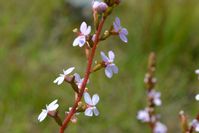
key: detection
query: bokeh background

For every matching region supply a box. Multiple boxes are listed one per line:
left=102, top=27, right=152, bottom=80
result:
left=1, top=0, right=199, bottom=132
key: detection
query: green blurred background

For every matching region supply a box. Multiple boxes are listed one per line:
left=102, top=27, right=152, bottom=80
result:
left=1, top=0, right=199, bottom=132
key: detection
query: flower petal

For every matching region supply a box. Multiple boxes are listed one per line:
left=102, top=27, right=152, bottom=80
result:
left=74, top=73, right=81, bottom=83
left=78, top=36, right=86, bottom=47
left=100, top=51, right=109, bottom=62
left=108, top=51, right=115, bottom=62
left=53, top=76, right=60, bottom=84
left=121, top=28, right=128, bottom=35
left=113, top=22, right=120, bottom=32
left=84, top=92, right=92, bottom=105
left=110, top=64, right=118, bottom=74
left=115, top=17, right=121, bottom=27
left=119, top=32, right=128, bottom=43
left=93, top=107, right=99, bottom=116
left=84, top=108, right=93, bottom=117
left=105, top=65, right=113, bottom=78
left=92, top=94, right=100, bottom=105
left=57, top=76, right=65, bottom=85
left=73, top=37, right=80, bottom=46
left=80, top=22, right=87, bottom=34
left=195, top=69, right=199, bottom=74
left=47, top=99, right=59, bottom=111
left=84, top=26, right=91, bottom=35
left=38, top=109, right=48, bottom=122
left=64, top=67, right=75, bottom=75
left=196, top=94, right=199, bottom=101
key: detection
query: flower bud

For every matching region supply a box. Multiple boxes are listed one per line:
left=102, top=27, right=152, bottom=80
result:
left=93, top=1, right=108, bottom=13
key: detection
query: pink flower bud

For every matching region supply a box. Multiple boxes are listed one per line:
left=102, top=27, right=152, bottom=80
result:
left=93, top=1, right=108, bottom=13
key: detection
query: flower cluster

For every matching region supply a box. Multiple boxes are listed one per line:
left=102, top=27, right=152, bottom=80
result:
left=37, top=1, right=128, bottom=132
left=137, top=53, right=167, bottom=133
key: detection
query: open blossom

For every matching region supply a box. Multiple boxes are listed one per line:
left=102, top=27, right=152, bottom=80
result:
left=191, top=119, right=199, bottom=132
left=53, top=67, right=75, bottom=85
left=73, top=22, right=91, bottom=47
left=38, top=99, right=59, bottom=122
left=113, top=17, right=128, bottom=43
left=101, top=51, right=118, bottom=78
left=137, top=109, right=150, bottom=122
left=92, top=1, right=108, bottom=13
left=74, top=73, right=89, bottom=88
left=148, top=90, right=162, bottom=106
left=154, top=122, right=167, bottom=133
left=84, top=92, right=100, bottom=117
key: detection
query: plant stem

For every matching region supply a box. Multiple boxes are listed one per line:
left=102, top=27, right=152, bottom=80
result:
left=59, top=17, right=106, bottom=133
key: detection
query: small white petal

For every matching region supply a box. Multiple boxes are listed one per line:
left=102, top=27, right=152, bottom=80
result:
left=84, top=26, right=91, bottom=35
left=57, top=76, right=65, bottom=85
left=73, top=37, right=80, bottom=46
left=92, top=94, right=100, bottom=105
left=195, top=94, right=199, bottom=101
left=108, top=51, right=115, bottom=62
left=105, top=66, right=113, bottom=78
left=154, top=99, right=162, bottom=106
left=100, top=51, right=109, bottom=63
left=54, top=76, right=65, bottom=85
left=63, top=67, right=75, bottom=75
left=84, top=108, right=93, bottom=116
left=196, top=69, right=199, bottom=74
left=53, top=77, right=60, bottom=84
left=84, top=92, right=92, bottom=105
left=93, top=107, right=99, bottom=116
left=47, top=99, right=59, bottom=111
left=38, top=109, right=48, bottom=122
left=80, top=22, right=87, bottom=34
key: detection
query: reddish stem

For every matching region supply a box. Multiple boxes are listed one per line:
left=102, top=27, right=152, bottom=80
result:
left=59, top=17, right=106, bottom=133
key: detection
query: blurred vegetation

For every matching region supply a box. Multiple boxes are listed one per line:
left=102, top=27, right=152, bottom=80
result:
left=1, top=0, right=199, bottom=132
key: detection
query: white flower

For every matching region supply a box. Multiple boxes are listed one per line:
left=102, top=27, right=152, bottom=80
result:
left=137, top=109, right=150, bottom=122
left=74, top=73, right=89, bottom=88
left=38, top=99, right=59, bottom=122
left=154, top=122, right=167, bottom=133
left=73, top=22, right=91, bottom=47
left=101, top=51, right=118, bottom=78
left=84, top=92, right=100, bottom=117
left=148, top=90, right=162, bottom=106
left=53, top=67, right=75, bottom=85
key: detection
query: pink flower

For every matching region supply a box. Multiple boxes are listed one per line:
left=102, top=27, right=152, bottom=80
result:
left=101, top=51, right=118, bottom=78
left=137, top=109, right=150, bottom=122
left=153, top=122, right=167, bottom=133
left=113, top=17, right=128, bottom=43
left=92, top=1, right=108, bottom=13
left=84, top=92, right=100, bottom=117
left=73, top=22, right=91, bottom=47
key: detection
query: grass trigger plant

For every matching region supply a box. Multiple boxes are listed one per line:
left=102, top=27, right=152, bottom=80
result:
left=37, top=0, right=128, bottom=132
left=137, top=52, right=167, bottom=133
